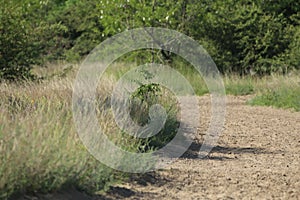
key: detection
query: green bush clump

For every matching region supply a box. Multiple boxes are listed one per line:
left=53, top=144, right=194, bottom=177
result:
left=189, top=0, right=299, bottom=76
left=0, top=0, right=66, bottom=81
left=0, top=1, right=37, bottom=80
left=130, top=83, right=179, bottom=149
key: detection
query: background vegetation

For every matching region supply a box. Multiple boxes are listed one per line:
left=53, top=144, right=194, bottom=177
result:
left=1, top=0, right=300, bottom=80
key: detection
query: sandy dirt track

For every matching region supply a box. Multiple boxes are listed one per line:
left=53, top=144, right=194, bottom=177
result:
left=101, top=95, right=300, bottom=200
left=21, top=95, right=300, bottom=200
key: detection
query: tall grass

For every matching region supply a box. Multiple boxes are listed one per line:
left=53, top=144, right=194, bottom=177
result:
left=0, top=64, right=181, bottom=199
left=0, top=78, right=117, bottom=199
left=247, top=73, right=300, bottom=111
left=223, top=75, right=254, bottom=95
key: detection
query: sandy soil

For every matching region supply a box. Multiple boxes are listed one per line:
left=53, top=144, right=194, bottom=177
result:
left=101, top=95, right=300, bottom=200
left=20, top=95, right=300, bottom=200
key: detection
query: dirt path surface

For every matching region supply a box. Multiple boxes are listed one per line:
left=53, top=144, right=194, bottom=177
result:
left=102, top=95, right=300, bottom=200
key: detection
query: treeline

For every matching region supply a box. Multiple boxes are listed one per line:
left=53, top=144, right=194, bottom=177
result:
left=1, top=0, right=300, bottom=80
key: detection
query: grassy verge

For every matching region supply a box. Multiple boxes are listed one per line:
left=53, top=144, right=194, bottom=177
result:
left=0, top=78, right=116, bottom=199
left=223, top=75, right=255, bottom=95
left=248, top=84, right=300, bottom=111
left=178, top=65, right=299, bottom=112
left=0, top=65, right=180, bottom=199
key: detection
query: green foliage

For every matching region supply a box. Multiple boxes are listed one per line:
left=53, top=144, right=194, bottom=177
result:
left=283, top=21, right=300, bottom=70
left=0, top=0, right=66, bottom=80
left=259, top=0, right=300, bottom=19
left=132, top=83, right=161, bottom=104
left=46, top=0, right=104, bottom=61
left=130, top=83, right=179, bottom=150
left=225, top=82, right=254, bottom=96
left=96, top=0, right=300, bottom=75
left=1, top=0, right=300, bottom=79
left=98, top=0, right=188, bottom=36
left=189, top=0, right=297, bottom=75
left=97, top=0, right=189, bottom=63
left=0, top=1, right=37, bottom=80
left=248, top=86, right=300, bottom=111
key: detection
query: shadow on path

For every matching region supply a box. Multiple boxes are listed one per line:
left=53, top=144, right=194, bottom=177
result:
left=98, top=172, right=168, bottom=200
left=181, top=141, right=283, bottom=159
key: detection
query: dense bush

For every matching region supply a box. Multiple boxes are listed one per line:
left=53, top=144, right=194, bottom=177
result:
left=0, top=0, right=300, bottom=80
left=188, top=0, right=299, bottom=75
left=96, top=0, right=300, bottom=75
left=284, top=18, right=300, bottom=70
left=0, top=0, right=65, bottom=80
left=45, top=0, right=104, bottom=61
left=0, top=1, right=38, bottom=80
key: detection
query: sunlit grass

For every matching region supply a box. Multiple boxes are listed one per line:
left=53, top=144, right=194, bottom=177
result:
left=0, top=64, right=181, bottom=198
left=247, top=74, right=300, bottom=111
left=0, top=77, right=122, bottom=198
